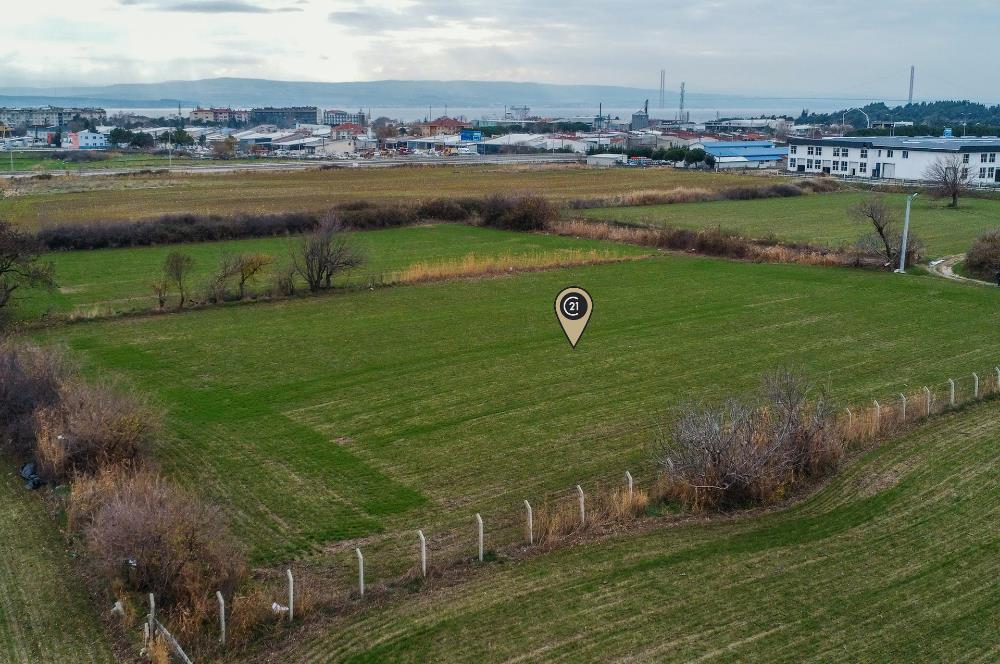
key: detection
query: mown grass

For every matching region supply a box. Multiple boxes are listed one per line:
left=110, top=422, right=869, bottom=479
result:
left=0, top=165, right=772, bottom=229
left=19, top=224, right=650, bottom=320
left=32, top=255, right=1000, bottom=563
left=0, top=471, right=115, bottom=663
left=281, top=401, right=1000, bottom=662
left=579, top=191, right=1000, bottom=257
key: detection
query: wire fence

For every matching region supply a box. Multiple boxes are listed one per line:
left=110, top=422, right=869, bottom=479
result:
left=148, top=363, right=1000, bottom=659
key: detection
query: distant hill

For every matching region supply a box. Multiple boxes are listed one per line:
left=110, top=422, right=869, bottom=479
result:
left=799, top=100, right=1000, bottom=130
left=0, top=78, right=666, bottom=109
left=0, top=77, right=793, bottom=111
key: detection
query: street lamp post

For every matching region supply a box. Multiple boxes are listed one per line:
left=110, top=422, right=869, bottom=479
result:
left=896, top=193, right=919, bottom=273
left=857, top=108, right=871, bottom=129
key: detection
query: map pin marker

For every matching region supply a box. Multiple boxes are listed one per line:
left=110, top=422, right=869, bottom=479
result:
left=554, top=286, right=593, bottom=348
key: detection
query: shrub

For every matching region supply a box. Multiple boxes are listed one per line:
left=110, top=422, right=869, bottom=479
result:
left=337, top=205, right=419, bottom=229
left=33, top=381, right=156, bottom=482
left=480, top=194, right=557, bottom=231
left=36, top=212, right=322, bottom=251
left=655, top=369, right=840, bottom=510
left=965, top=231, right=1000, bottom=281
left=74, top=468, right=247, bottom=611
left=416, top=198, right=477, bottom=221
left=0, top=344, right=69, bottom=456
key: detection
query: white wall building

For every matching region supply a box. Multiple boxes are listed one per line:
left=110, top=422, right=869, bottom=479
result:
left=787, top=135, right=1000, bottom=184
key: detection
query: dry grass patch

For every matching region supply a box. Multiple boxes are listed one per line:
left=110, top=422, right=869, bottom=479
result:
left=391, top=249, right=646, bottom=284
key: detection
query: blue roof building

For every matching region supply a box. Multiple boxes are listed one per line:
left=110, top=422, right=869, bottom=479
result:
left=700, top=140, right=787, bottom=170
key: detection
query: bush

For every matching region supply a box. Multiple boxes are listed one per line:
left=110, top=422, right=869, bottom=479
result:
left=416, top=198, right=480, bottom=221
left=655, top=369, right=840, bottom=509
left=965, top=231, right=1000, bottom=281
left=0, top=344, right=69, bottom=456
left=36, top=212, right=322, bottom=251
left=73, top=468, right=247, bottom=610
left=49, top=150, right=111, bottom=163
left=337, top=205, right=419, bottom=229
left=480, top=194, right=557, bottom=231
left=33, top=381, right=156, bottom=483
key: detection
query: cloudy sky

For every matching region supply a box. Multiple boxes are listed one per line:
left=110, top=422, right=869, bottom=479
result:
left=5, top=0, right=999, bottom=100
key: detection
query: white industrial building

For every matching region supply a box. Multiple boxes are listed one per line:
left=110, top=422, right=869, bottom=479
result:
left=787, top=135, right=1000, bottom=184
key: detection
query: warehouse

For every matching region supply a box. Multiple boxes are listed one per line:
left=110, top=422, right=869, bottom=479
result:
left=787, top=135, right=1000, bottom=183
left=701, top=140, right=786, bottom=170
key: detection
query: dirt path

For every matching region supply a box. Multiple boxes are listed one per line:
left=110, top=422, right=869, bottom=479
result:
left=926, top=253, right=996, bottom=286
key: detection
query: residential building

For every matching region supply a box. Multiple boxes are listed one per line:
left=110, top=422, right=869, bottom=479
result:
left=249, top=107, right=319, bottom=127
left=67, top=130, right=108, bottom=150
left=191, top=107, right=251, bottom=124
left=412, top=116, right=471, bottom=137
left=787, top=135, right=1000, bottom=183
left=331, top=123, right=365, bottom=140
left=0, top=106, right=106, bottom=128
left=323, top=109, right=367, bottom=126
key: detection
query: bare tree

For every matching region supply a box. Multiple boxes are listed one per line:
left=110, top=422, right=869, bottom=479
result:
left=292, top=220, right=364, bottom=292
left=150, top=279, right=169, bottom=310
left=163, top=251, right=194, bottom=309
left=0, top=220, right=54, bottom=322
left=924, top=155, right=971, bottom=207
left=849, top=196, right=897, bottom=264
left=236, top=252, right=274, bottom=299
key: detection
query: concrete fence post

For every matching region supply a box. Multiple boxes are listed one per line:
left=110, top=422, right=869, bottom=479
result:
left=287, top=568, right=294, bottom=623
left=845, top=407, right=853, bottom=430
left=576, top=485, right=586, bottom=526
left=973, top=373, right=980, bottom=398
left=625, top=471, right=634, bottom=501
left=216, top=591, right=226, bottom=646
left=924, top=386, right=931, bottom=416
left=417, top=530, right=427, bottom=577
left=148, top=593, right=155, bottom=636
left=949, top=379, right=956, bottom=407
left=873, top=400, right=881, bottom=431
left=356, top=548, right=365, bottom=597
left=899, top=393, right=907, bottom=422
left=523, top=500, right=533, bottom=545
left=475, top=513, right=484, bottom=562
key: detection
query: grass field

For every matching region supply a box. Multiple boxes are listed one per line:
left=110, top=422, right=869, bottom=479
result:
left=34, top=254, right=1000, bottom=563
left=0, top=165, right=773, bottom=229
left=578, top=191, right=1000, bottom=257
left=0, top=150, right=220, bottom=173
left=281, top=401, right=1000, bottom=662
left=19, top=224, right=650, bottom=319
left=0, top=471, right=115, bottom=663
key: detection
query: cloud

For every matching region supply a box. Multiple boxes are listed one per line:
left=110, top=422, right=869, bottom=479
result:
left=122, top=0, right=302, bottom=13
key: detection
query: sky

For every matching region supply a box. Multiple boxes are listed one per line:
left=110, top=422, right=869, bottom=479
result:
left=4, top=0, right=1000, bottom=101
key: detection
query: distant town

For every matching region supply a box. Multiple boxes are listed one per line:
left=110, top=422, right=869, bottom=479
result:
left=2, top=99, right=1000, bottom=184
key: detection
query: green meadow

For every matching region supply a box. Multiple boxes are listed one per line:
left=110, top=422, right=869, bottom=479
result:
left=578, top=191, right=1000, bottom=256
left=20, top=224, right=650, bottom=319
left=35, top=255, right=1000, bottom=562
left=283, top=401, right=1000, bottom=662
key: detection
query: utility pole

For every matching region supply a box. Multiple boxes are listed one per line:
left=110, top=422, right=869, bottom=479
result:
left=896, top=193, right=918, bottom=273
left=907, top=66, right=915, bottom=105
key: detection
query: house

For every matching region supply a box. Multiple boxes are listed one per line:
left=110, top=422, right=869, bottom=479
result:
left=67, top=130, right=108, bottom=150
left=412, top=116, right=471, bottom=137
left=331, top=123, right=365, bottom=140
left=787, top=135, right=1000, bottom=183
left=701, top=140, right=786, bottom=170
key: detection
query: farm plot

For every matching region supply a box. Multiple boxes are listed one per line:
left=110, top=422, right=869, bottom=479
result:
left=19, top=223, right=651, bottom=319
left=0, top=165, right=772, bottom=229
left=33, top=255, right=1000, bottom=562
left=0, top=471, right=115, bottom=663
left=579, top=191, right=1000, bottom=257
left=282, top=401, right=1000, bottom=662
